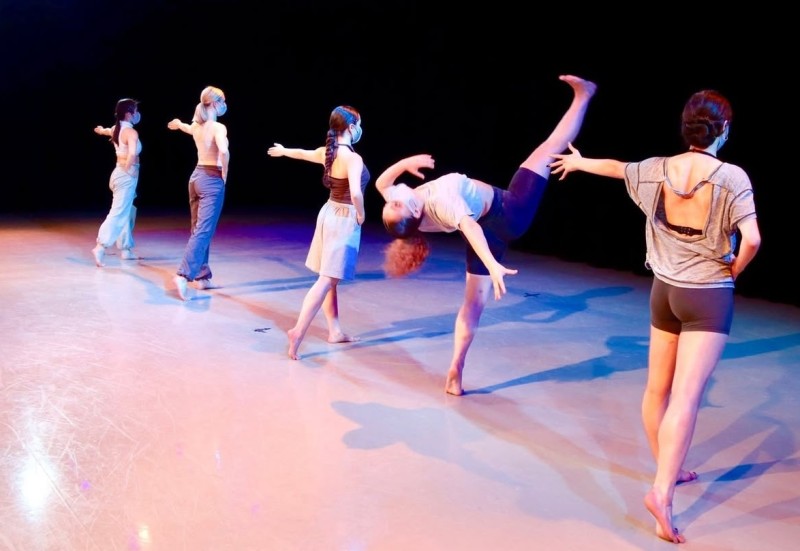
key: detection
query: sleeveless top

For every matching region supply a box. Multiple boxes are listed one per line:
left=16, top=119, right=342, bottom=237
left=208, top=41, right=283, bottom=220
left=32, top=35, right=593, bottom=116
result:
left=113, top=121, right=142, bottom=158
left=323, top=144, right=370, bottom=204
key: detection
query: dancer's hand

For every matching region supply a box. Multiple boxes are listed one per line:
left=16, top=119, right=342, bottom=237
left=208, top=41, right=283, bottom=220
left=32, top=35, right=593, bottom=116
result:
left=488, top=262, right=518, bottom=300
left=267, top=143, right=285, bottom=157
left=403, top=154, right=435, bottom=179
left=548, top=142, right=582, bottom=181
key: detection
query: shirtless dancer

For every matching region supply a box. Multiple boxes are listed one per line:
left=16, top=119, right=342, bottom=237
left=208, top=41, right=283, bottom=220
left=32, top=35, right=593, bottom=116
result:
left=167, top=86, right=230, bottom=300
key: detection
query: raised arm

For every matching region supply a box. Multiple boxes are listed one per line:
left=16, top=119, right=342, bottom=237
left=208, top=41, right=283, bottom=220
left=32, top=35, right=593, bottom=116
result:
left=94, top=125, right=113, bottom=137
left=375, top=154, right=435, bottom=200
left=167, top=118, right=194, bottom=135
left=267, top=143, right=325, bottom=164
left=549, top=142, right=627, bottom=180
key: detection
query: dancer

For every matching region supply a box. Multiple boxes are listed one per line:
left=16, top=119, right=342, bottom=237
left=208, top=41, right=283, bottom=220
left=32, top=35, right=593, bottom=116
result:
left=92, top=98, right=142, bottom=266
left=167, top=86, right=230, bottom=301
left=267, top=105, right=369, bottom=359
left=549, top=89, right=761, bottom=543
left=376, top=75, right=596, bottom=396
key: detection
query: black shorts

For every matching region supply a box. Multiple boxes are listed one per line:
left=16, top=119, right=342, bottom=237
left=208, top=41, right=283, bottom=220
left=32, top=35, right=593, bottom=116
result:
left=466, top=168, right=548, bottom=275
left=650, top=277, right=734, bottom=335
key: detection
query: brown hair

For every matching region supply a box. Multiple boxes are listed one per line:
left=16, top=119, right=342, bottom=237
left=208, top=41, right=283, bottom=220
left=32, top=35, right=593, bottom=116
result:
left=323, top=105, right=360, bottom=186
left=111, top=98, right=138, bottom=145
left=681, top=90, right=733, bottom=149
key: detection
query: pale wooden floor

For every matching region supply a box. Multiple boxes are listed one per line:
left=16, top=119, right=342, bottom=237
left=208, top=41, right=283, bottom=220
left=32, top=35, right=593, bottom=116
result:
left=1, top=210, right=798, bottom=551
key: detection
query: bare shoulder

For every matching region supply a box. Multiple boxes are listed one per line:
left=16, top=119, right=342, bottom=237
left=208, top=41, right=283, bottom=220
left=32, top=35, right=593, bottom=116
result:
left=339, top=146, right=362, bottom=163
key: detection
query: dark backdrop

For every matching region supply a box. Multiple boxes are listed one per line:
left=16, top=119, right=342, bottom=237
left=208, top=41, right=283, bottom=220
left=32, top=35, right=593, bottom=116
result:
left=1, top=1, right=795, bottom=307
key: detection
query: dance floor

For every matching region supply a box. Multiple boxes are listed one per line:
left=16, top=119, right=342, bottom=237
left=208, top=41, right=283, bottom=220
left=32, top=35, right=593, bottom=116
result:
left=1, top=210, right=798, bottom=551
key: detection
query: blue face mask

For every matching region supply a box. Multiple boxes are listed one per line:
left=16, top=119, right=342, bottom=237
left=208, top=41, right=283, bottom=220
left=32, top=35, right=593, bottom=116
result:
left=216, top=102, right=227, bottom=117
left=132, top=111, right=141, bottom=125
left=351, top=124, right=362, bottom=144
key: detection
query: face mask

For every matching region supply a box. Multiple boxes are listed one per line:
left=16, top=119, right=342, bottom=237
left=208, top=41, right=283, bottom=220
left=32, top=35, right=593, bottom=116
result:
left=132, top=112, right=141, bottom=125
left=350, top=124, right=362, bottom=144
left=216, top=102, right=227, bottom=117
left=394, top=184, right=418, bottom=214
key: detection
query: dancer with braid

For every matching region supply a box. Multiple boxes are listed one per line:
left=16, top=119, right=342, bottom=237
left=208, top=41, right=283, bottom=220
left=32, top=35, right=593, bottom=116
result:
left=268, top=106, right=369, bottom=359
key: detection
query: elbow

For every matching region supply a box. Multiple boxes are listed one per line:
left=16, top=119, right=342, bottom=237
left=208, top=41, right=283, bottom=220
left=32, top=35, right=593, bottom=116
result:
left=746, top=234, right=762, bottom=253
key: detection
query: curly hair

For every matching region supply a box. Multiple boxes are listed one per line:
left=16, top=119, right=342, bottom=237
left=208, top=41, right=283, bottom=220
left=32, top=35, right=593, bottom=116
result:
left=382, top=235, right=430, bottom=278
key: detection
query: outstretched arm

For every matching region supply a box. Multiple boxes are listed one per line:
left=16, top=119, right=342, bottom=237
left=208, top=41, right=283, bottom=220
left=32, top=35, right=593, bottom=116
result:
left=375, top=154, right=435, bottom=200
left=549, top=142, right=627, bottom=180
left=94, top=125, right=113, bottom=137
left=459, top=217, right=518, bottom=300
left=266, top=143, right=325, bottom=164
left=167, top=118, right=194, bottom=134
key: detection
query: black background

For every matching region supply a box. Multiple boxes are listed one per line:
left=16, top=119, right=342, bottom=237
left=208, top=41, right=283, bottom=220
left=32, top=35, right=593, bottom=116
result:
left=1, top=1, right=794, bottom=306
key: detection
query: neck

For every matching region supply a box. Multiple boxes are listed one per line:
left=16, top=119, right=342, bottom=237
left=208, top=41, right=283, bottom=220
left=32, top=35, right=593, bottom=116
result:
left=120, top=120, right=133, bottom=129
left=689, top=147, right=716, bottom=158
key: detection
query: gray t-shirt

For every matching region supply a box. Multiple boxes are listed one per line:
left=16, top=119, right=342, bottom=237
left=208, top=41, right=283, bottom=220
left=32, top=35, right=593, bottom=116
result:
left=624, top=157, right=757, bottom=288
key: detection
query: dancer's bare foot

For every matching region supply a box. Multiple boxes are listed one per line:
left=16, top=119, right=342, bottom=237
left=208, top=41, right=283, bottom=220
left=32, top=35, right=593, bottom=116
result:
left=327, top=332, right=360, bottom=344
left=92, top=244, right=105, bottom=267
left=676, top=469, right=698, bottom=485
left=445, top=367, right=464, bottom=396
left=559, top=74, right=598, bottom=100
left=644, top=487, right=685, bottom=544
left=287, top=328, right=302, bottom=360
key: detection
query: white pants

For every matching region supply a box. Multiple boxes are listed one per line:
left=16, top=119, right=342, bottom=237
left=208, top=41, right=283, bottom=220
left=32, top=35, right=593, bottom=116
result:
left=96, top=165, right=138, bottom=250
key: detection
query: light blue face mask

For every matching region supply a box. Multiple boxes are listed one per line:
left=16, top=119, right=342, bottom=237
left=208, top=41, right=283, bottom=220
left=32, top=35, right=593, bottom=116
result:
left=216, top=102, right=227, bottom=117
left=351, top=124, right=362, bottom=144
left=132, top=111, right=141, bottom=125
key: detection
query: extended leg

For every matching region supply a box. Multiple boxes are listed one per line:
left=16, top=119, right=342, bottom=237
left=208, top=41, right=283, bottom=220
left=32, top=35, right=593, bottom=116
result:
left=520, top=75, right=597, bottom=177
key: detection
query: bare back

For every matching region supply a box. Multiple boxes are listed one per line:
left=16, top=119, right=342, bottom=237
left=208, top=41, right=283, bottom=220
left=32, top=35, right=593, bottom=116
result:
left=663, top=153, right=721, bottom=229
left=192, top=121, right=228, bottom=166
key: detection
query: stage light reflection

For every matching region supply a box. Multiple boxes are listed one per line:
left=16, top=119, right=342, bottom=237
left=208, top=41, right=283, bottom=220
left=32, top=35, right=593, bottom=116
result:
left=19, top=455, right=56, bottom=515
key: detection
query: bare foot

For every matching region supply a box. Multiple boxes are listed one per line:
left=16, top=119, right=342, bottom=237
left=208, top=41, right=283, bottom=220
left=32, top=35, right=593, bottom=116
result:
left=445, top=367, right=464, bottom=396
left=327, top=332, right=360, bottom=344
left=287, top=328, right=301, bottom=360
left=559, top=74, right=597, bottom=100
left=677, top=469, right=698, bottom=485
left=644, top=487, right=685, bottom=544
left=92, top=245, right=105, bottom=267
left=173, top=275, right=189, bottom=301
